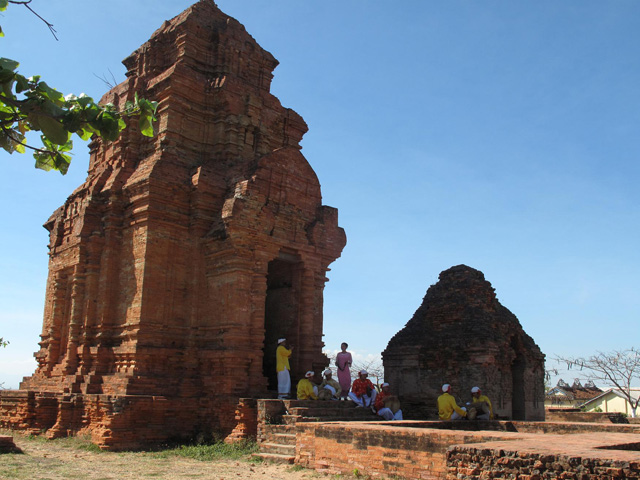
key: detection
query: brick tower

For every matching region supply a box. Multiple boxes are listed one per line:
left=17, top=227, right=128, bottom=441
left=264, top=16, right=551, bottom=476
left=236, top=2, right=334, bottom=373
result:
left=2, top=0, right=345, bottom=448
left=383, top=265, right=545, bottom=420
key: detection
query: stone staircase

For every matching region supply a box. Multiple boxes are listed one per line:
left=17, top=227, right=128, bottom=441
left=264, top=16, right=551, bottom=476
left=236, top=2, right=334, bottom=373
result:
left=253, top=399, right=378, bottom=463
left=254, top=423, right=297, bottom=463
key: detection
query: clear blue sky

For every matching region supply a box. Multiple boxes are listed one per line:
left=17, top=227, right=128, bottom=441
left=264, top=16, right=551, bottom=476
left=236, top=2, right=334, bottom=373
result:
left=1, top=1, right=639, bottom=389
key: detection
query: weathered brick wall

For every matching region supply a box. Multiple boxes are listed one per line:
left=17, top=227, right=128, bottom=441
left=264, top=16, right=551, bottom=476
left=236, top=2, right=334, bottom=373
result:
left=0, top=391, right=57, bottom=433
left=256, top=399, right=287, bottom=444
left=447, top=446, right=640, bottom=479
left=546, top=410, right=630, bottom=424
left=225, top=398, right=258, bottom=443
left=296, top=422, right=520, bottom=479
left=293, top=421, right=640, bottom=480
left=1, top=390, right=241, bottom=450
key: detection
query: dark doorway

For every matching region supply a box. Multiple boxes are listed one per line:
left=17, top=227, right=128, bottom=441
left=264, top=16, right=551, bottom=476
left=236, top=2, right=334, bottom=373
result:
left=511, top=341, right=526, bottom=420
left=263, top=254, right=301, bottom=391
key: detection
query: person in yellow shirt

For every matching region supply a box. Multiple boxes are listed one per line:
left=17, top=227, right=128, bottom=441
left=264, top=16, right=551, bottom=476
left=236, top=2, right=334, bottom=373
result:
left=437, top=384, right=467, bottom=420
left=276, top=338, right=293, bottom=399
left=469, top=386, right=493, bottom=420
left=297, top=371, right=318, bottom=400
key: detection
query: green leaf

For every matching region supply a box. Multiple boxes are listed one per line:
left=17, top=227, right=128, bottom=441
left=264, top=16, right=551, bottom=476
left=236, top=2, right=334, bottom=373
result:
left=37, top=114, right=71, bottom=146
left=55, top=153, right=71, bottom=175
left=0, top=70, right=14, bottom=84
left=1, top=80, right=14, bottom=98
left=0, top=130, right=15, bottom=153
left=34, top=151, right=55, bottom=172
left=0, top=26, right=4, bottom=38
left=0, top=57, right=20, bottom=72
left=0, top=0, right=7, bottom=11
left=39, top=99, right=65, bottom=118
left=76, top=124, right=98, bottom=141
left=76, top=93, right=94, bottom=108
left=13, top=133, right=25, bottom=153
left=139, top=115, right=154, bottom=137
left=37, top=81, right=65, bottom=105
left=15, top=74, right=28, bottom=93
left=97, top=111, right=121, bottom=141
left=34, top=137, right=72, bottom=175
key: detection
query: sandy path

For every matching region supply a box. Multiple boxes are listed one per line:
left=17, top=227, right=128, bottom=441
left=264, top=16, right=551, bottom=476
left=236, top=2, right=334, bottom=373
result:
left=0, top=435, right=335, bottom=480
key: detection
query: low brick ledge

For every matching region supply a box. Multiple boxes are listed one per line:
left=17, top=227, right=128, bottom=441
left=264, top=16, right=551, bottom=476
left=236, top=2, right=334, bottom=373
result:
left=448, top=431, right=640, bottom=463
left=0, top=435, right=22, bottom=453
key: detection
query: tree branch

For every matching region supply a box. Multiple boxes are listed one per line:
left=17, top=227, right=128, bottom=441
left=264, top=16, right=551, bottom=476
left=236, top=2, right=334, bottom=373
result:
left=1, top=126, right=56, bottom=156
left=8, top=0, right=58, bottom=40
left=554, top=348, right=640, bottom=417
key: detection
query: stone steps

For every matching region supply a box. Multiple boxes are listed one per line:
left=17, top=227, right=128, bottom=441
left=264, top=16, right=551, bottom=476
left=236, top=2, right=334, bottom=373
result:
left=256, top=398, right=379, bottom=463
left=251, top=452, right=295, bottom=464
left=272, top=432, right=296, bottom=444
left=288, top=405, right=376, bottom=418
left=254, top=422, right=296, bottom=464
left=259, top=441, right=296, bottom=456
left=261, top=423, right=296, bottom=435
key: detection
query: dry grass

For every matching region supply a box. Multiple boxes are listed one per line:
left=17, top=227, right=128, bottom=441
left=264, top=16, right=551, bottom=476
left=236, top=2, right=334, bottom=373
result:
left=0, top=430, right=343, bottom=480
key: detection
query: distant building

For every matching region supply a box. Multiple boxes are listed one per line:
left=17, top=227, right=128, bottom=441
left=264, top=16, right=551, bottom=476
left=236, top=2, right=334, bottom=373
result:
left=545, top=379, right=602, bottom=409
left=580, top=388, right=640, bottom=416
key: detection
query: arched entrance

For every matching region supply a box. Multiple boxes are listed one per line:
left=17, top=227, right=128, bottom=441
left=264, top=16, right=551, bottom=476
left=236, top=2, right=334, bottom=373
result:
left=262, top=252, right=302, bottom=391
left=511, top=338, right=526, bottom=420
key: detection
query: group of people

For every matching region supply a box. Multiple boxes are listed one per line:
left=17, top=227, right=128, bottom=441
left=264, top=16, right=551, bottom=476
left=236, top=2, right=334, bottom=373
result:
left=437, top=384, right=493, bottom=420
left=276, top=339, right=403, bottom=421
left=277, top=338, right=492, bottom=422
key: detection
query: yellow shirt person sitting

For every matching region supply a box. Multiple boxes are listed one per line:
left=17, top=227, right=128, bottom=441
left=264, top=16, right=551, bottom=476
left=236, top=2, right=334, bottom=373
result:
left=469, top=386, right=493, bottom=420
left=437, top=384, right=467, bottom=420
left=297, top=371, right=318, bottom=400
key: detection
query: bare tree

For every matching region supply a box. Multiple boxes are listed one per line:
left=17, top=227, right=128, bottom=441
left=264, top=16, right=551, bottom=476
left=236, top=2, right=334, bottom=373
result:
left=554, top=348, right=640, bottom=417
left=323, top=350, right=385, bottom=389
left=351, top=356, right=384, bottom=388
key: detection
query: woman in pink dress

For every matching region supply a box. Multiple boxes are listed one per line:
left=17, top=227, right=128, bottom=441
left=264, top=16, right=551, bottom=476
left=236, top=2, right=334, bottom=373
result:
left=335, top=342, right=352, bottom=400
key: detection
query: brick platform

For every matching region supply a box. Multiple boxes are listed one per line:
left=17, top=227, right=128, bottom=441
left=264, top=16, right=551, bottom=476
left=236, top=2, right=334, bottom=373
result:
left=448, top=432, right=640, bottom=479
left=293, top=420, right=640, bottom=480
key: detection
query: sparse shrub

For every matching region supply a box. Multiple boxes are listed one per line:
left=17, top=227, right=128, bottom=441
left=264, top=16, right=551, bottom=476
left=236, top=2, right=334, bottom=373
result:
left=153, top=438, right=258, bottom=461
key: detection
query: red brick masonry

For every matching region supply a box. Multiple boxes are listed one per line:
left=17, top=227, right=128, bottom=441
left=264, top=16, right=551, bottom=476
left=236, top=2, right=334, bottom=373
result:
left=294, top=421, right=640, bottom=480
left=1, top=0, right=344, bottom=449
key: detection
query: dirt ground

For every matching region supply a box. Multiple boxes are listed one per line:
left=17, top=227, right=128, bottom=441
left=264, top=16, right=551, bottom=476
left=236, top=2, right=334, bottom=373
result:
left=0, top=434, right=342, bottom=480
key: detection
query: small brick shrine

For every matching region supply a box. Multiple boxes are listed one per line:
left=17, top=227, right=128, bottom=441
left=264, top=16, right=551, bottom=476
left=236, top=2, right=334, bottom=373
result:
left=0, top=0, right=345, bottom=448
left=383, top=265, right=545, bottom=420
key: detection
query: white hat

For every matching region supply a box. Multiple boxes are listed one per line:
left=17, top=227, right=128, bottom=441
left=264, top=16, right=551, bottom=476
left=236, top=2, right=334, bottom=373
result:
left=359, top=370, right=368, bottom=375
left=323, top=369, right=332, bottom=376
left=442, top=384, right=451, bottom=392
left=305, top=371, right=314, bottom=378
left=278, top=338, right=286, bottom=344
left=381, top=382, right=390, bottom=388
left=471, top=386, right=481, bottom=393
